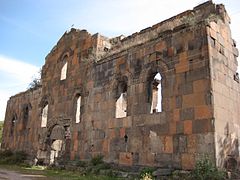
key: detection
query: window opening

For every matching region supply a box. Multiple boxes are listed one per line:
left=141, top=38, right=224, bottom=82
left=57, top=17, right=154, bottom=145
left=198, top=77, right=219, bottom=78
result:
left=60, top=62, right=68, bottom=80
left=41, top=104, right=48, bottom=127
left=150, top=73, right=162, bottom=113
left=76, top=95, right=81, bottom=123
left=10, top=114, right=17, bottom=135
left=116, top=82, right=127, bottom=118
left=22, top=106, right=29, bottom=129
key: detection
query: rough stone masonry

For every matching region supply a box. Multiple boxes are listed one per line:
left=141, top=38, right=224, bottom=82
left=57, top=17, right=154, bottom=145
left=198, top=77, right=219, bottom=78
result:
left=2, top=1, right=240, bottom=170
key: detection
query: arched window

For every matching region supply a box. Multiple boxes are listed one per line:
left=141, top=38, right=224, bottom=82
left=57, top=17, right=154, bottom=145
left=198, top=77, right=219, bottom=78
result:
left=150, top=73, right=162, bottom=113
left=60, top=62, right=68, bottom=80
left=41, top=103, right=48, bottom=127
left=75, top=95, right=81, bottom=123
left=116, top=81, right=127, bottom=118
left=10, top=114, right=17, bottom=135
left=22, top=105, right=29, bottom=129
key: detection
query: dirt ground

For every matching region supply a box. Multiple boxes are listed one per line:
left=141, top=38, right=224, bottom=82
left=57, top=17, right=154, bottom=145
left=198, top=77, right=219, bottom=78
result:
left=0, top=168, right=47, bottom=180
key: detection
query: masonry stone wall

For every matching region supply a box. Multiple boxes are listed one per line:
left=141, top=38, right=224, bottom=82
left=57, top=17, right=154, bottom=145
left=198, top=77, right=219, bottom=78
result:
left=206, top=6, right=240, bottom=168
left=2, top=1, right=239, bottom=170
left=2, top=89, right=42, bottom=155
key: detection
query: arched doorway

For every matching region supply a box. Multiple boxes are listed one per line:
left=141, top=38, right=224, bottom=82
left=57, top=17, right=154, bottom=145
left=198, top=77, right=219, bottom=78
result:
left=49, top=125, right=65, bottom=164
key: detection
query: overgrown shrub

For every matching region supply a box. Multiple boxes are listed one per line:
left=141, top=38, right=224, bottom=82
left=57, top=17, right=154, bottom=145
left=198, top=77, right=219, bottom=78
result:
left=76, top=160, right=87, bottom=167
left=0, top=150, right=27, bottom=165
left=140, top=167, right=155, bottom=180
left=191, top=156, right=226, bottom=180
left=90, top=155, right=104, bottom=166
left=0, top=149, right=13, bottom=158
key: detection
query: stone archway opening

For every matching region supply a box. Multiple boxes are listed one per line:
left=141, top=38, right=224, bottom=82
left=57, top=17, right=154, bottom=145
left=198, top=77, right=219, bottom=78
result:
left=49, top=125, right=66, bottom=165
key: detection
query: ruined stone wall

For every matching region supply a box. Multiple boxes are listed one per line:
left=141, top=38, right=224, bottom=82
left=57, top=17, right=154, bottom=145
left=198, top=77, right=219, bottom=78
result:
left=207, top=6, right=240, bottom=168
left=83, top=23, right=213, bottom=169
left=2, top=88, right=42, bottom=156
left=2, top=1, right=239, bottom=170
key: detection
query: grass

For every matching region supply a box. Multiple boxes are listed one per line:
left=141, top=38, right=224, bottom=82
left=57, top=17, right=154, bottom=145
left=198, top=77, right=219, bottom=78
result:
left=0, top=164, right=118, bottom=180
left=0, top=150, right=119, bottom=179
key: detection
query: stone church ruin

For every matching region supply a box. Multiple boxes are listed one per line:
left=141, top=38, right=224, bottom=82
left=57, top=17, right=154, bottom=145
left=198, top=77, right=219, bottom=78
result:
left=2, top=1, right=240, bottom=170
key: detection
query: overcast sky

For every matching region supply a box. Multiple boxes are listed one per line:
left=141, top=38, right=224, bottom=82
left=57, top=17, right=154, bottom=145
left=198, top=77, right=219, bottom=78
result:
left=0, top=0, right=239, bottom=120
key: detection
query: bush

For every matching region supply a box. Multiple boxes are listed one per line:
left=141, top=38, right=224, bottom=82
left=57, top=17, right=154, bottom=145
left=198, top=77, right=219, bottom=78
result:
left=76, top=160, right=87, bottom=167
left=0, top=150, right=13, bottom=158
left=0, top=150, right=27, bottom=165
left=191, top=156, right=226, bottom=180
left=90, top=155, right=104, bottom=166
left=140, top=167, right=155, bottom=180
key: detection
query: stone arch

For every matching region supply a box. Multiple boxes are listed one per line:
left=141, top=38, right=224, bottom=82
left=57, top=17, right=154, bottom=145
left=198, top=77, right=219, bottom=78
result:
left=113, top=75, right=128, bottom=98
left=48, top=124, right=66, bottom=164
left=10, top=113, right=17, bottom=136
left=145, top=60, right=168, bottom=113
left=72, top=87, right=84, bottom=123
left=39, top=96, right=50, bottom=128
left=22, top=103, right=32, bottom=130
left=58, top=48, right=73, bottom=63
left=39, top=94, right=53, bottom=107
left=57, top=49, right=73, bottom=81
left=114, top=75, right=128, bottom=118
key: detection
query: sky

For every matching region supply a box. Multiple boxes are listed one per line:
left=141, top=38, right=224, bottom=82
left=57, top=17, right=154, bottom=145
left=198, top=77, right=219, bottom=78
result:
left=0, top=0, right=239, bottom=120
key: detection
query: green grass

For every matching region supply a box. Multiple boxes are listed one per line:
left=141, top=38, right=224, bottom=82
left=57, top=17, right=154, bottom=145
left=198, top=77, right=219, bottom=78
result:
left=0, top=165, right=118, bottom=180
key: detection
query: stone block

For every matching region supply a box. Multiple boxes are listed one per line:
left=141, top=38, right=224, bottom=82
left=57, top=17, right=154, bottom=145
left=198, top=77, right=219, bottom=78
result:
left=196, top=133, right=214, bottom=154
left=129, top=137, right=142, bottom=152
left=184, top=120, right=192, bottom=135
left=193, top=79, right=210, bottom=93
left=181, top=153, right=195, bottom=170
left=163, top=136, right=173, bottom=153
left=182, top=93, right=206, bottom=108
left=173, top=109, right=180, bottom=121
left=192, top=119, right=213, bottom=133
left=155, top=41, right=166, bottom=52
left=169, top=122, right=176, bottom=135
left=180, top=108, right=194, bottom=121
left=175, top=60, right=189, bottom=73
left=152, top=168, right=172, bottom=176
left=139, top=152, right=155, bottom=166
left=108, top=129, right=116, bottom=139
left=187, top=134, right=197, bottom=153
left=176, top=96, right=182, bottom=109
left=119, top=152, right=133, bottom=166
left=186, top=67, right=209, bottom=82
left=110, top=138, right=126, bottom=152
left=150, top=123, right=169, bottom=135
left=195, top=106, right=212, bottom=119
left=176, top=121, right=184, bottom=134
left=155, top=153, right=173, bottom=167
left=119, top=128, right=125, bottom=138
left=178, top=83, right=193, bottom=95
left=173, top=135, right=187, bottom=153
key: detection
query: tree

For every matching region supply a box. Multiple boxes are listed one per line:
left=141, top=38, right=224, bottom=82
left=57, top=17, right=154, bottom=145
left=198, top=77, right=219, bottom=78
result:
left=28, top=68, right=42, bottom=90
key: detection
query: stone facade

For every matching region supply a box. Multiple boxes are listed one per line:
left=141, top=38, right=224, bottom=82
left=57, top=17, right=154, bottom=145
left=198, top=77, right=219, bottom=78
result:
left=2, top=1, right=239, bottom=170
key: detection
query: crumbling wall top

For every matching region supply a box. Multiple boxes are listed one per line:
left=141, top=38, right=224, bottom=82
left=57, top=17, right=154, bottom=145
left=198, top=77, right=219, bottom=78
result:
left=97, top=1, right=229, bottom=61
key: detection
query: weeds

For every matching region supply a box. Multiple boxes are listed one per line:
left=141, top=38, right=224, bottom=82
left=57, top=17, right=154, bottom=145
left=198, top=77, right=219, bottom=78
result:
left=0, top=150, right=27, bottom=165
left=140, top=167, right=155, bottom=180
left=91, top=155, right=104, bottom=166
left=191, top=156, right=226, bottom=180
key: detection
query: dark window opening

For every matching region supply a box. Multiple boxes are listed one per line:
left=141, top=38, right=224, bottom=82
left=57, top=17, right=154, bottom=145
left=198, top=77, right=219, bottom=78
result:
left=10, top=114, right=17, bottom=135
left=22, top=106, right=29, bottom=129
left=234, top=73, right=239, bottom=83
